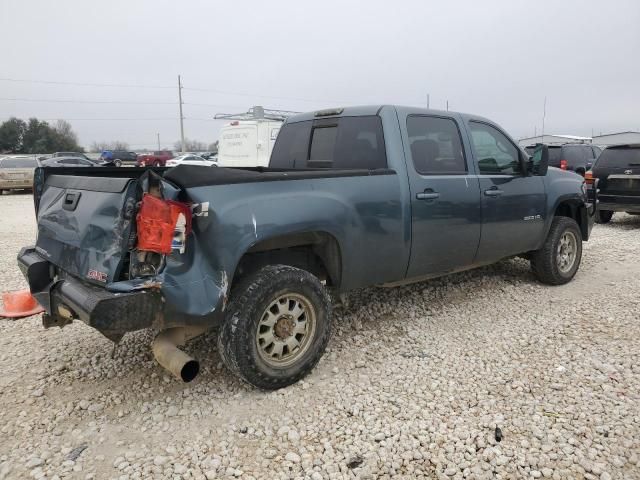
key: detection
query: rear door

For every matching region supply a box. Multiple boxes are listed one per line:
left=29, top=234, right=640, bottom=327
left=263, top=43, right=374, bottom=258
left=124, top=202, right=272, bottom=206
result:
left=404, top=114, right=482, bottom=277
left=467, top=121, right=546, bottom=263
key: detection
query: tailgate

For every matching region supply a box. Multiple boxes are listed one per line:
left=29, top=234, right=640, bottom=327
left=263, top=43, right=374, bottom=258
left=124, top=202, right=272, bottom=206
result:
left=601, top=174, right=640, bottom=196
left=36, top=174, right=137, bottom=285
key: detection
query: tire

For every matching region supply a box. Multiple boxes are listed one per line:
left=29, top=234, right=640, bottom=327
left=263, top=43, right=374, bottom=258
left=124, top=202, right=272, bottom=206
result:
left=152, top=161, right=161, bottom=167
left=218, top=265, right=332, bottom=390
left=596, top=210, right=613, bottom=224
left=113, top=159, right=122, bottom=167
left=531, top=216, right=582, bottom=285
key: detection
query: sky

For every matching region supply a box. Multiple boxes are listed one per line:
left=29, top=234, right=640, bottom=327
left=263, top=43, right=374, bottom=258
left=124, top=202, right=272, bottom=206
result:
left=1, top=0, right=639, bottom=150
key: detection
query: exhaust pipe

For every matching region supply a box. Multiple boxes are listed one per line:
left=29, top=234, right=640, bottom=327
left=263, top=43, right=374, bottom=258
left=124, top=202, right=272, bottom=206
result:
left=151, top=327, right=206, bottom=382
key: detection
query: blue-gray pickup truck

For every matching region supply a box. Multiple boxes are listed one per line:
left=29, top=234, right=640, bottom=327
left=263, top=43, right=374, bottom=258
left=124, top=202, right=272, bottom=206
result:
left=18, top=105, right=596, bottom=389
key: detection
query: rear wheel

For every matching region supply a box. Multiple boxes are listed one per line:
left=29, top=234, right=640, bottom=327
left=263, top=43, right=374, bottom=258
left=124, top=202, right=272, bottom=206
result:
left=218, top=265, right=332, bottom=390
left=596, top=210, right=613, bottom=224
left=531, top=216, right=582, bottom=285
left=113, top=159, right=122, bottom=167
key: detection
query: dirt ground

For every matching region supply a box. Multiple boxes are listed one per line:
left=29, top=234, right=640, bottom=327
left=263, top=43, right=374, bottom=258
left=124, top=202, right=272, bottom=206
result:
left=0, top=191, right=638, bottom=480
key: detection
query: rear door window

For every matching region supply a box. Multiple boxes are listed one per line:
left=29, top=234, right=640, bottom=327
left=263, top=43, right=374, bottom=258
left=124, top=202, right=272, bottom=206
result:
left=406, top=116, right=466, bottom=175
left=0, top=158, right=38, bottom=168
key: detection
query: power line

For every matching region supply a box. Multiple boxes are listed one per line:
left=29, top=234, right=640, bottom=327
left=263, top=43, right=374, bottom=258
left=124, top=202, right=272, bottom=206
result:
left=0, top=76, right=350, bottom=105
left=0, top=77, right=174, bottom=89
left=0, top=97, right=177, bottom=105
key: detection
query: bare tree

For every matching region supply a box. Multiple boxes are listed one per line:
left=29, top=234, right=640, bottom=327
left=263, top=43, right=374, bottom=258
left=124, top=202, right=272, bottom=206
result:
left=174, top=138, right=207, bottom=152
left=90, top=141, right=130, bottom=152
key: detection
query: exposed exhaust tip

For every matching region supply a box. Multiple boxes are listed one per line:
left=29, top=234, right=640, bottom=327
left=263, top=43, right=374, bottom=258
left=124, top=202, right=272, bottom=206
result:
left=181, top=360, right=200, bottom=382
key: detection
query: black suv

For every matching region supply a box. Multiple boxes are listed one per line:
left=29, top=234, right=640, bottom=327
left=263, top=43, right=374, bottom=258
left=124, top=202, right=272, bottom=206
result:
left=99, top=150, right=138, bottom=167
left=525, top=144, right=601, bottom=176
left=589, top=144, right=640, bottom=223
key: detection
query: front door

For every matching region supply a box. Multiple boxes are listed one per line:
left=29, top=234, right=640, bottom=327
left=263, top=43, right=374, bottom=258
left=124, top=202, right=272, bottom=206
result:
left=405, top=115, right=482, bottom=278
left=467, top=121, right=546, bottom=263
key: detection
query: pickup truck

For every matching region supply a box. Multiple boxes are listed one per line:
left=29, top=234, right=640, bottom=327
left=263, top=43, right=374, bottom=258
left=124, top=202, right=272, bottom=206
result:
left=136, top=150, right=174, bottom=167
left=586, top=144, right=640, bottom=223
left=18, top=105, right=596, bottom=389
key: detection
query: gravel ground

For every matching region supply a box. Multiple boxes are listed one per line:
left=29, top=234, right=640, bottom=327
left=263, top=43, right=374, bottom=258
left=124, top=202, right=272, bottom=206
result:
left=0, top=191, right=638, bottom=480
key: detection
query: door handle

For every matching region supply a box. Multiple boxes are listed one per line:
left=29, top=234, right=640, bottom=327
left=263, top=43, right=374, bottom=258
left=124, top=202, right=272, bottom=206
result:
left=62, top=191, right=81, bottom=211
left=484, top=188, right=503, bottom=197
left=416, top=190, right=440, bottom=200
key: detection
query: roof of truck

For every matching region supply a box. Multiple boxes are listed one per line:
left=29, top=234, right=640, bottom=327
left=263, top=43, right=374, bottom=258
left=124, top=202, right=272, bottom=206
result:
left=286, top=105, right=492, bottom=124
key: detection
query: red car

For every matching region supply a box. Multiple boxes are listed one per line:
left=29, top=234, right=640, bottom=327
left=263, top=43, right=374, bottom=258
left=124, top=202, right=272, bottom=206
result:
left=136, top=151, right=174, bottom=167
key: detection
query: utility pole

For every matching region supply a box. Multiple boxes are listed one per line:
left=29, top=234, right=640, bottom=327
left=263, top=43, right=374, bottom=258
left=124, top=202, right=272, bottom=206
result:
left=541, top=96, right=547, bottom=144
left=427, top=94, right=430, bottom=109
left=157, top=133, right=161, bottom=150
left=446, top=100, right=449, bottom=111
left=178, top=75, right=185, bottom=153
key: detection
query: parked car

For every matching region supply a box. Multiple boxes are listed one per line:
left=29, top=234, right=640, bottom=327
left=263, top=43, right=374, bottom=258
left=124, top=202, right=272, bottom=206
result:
left=99, top=150, right=138, bottom=167
left=136, top=151, right=174, bottom=167
left=40, top=156, right=96, bottom=167
left=51, top=152, right=92, bottom=160
left=524, top=143, right=600, bottom=176
left=0, top=156, right=39, bottom=194
left=587, top=144, right=640, bottom=223
left=17, top=105, right=595, bottom=389
left=166, top=154, right=217, bottom=167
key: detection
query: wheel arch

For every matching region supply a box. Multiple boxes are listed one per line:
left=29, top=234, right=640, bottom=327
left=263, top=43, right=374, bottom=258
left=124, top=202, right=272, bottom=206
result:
left=552, top=198, right=589, bottom=241
left=232, top=230, right=343, bottom=291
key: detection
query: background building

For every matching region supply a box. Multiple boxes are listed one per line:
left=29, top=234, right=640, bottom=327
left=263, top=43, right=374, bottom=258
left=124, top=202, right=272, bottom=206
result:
left=518, top=134, right=591, bottom=147
left=592, top=131, right=640, bottom=146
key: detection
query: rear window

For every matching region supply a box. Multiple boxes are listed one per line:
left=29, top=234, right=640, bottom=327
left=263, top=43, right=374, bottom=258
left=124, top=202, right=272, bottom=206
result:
left=270, top=116, right=387, bottom=170
left=0, top=158, right=38, bottom=168
left=562, top=145, right=593, bottom=163
left=594, top=147, right=640, bottom=169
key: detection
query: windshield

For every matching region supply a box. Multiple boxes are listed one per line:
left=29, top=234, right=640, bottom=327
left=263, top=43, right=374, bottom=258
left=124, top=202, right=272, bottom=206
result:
left=0, top=158, right=38, bottom=168
left=594, top=147, right=640, bottom=169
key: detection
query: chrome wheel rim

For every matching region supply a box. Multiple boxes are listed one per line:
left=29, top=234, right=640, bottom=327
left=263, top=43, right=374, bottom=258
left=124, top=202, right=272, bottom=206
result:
left=557, top=231, right=578, bottom=273
left=256, top=293, right=316, bottom=367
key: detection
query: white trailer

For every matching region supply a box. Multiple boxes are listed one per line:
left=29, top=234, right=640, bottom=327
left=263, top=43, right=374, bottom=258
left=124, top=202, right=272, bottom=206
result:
left=215, top=106, right=297, bottom=167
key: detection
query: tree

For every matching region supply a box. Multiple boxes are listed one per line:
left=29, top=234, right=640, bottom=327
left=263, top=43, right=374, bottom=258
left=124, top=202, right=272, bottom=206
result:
left=21, top=118, right=52, bottom=154
left=207, top=140, right=219, bottom=154
left=0, top=117, right=82, bottom=154
left=174, top=138, right=207, bottom=152
left=51, top=120, right=82, bottom=152
left=90, top=141, right=130, bottom=152
left=0, top=117, right=26, bottom=152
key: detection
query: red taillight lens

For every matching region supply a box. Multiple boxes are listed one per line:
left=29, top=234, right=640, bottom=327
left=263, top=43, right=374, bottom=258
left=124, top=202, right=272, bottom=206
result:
left=560, top=159, right=568, bottom=170
left=136, top=194, right=191, bottom=254
left=584, top=170, right=595, bottom=185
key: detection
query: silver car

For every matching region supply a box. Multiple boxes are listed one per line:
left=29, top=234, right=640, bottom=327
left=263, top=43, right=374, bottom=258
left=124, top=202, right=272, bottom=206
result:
left=0, top=156, right=39, bottom=194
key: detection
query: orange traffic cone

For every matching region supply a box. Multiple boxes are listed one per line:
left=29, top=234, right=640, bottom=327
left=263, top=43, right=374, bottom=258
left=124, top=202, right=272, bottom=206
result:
left=0, top=289, right=45, bottom=319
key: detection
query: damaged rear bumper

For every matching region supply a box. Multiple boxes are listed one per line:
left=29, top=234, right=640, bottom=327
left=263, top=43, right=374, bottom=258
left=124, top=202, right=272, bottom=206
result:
left=18, top=247, right=162, bottom=341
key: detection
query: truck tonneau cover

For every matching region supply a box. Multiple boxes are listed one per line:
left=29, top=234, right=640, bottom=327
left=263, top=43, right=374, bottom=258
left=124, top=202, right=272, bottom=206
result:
left=163, top=164, right=395, bottom=189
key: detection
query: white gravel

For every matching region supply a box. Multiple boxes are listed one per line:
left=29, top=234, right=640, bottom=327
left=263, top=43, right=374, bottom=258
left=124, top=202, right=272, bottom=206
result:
left=0, top=191, right=639, bottom=480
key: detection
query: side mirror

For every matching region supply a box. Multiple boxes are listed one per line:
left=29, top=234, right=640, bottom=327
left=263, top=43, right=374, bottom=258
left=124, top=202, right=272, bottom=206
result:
left=531, top=143, right=549, bottom=176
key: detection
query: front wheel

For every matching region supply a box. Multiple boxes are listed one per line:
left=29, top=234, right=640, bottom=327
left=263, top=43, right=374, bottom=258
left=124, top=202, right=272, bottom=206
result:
left=531, top=216, right=582, bottom=285
left=218, top=265, right=332, bottom=390
left=596, top=210, right=613, bottom=224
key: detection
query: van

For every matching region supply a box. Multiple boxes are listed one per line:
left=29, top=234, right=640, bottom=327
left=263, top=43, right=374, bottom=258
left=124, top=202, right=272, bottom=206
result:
left=217, top=119, right=282, bottom=167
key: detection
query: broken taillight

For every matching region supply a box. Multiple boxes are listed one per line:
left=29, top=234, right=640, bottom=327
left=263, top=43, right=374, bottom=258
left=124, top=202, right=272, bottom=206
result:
left=136, top=194, right=191, bottom=254
left=584, top=170, right=595, bottom=185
